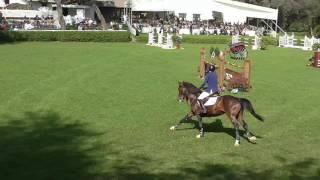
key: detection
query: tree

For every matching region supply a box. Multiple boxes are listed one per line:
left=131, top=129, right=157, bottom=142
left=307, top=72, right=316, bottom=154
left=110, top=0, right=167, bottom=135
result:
left=236, top=0, right=320, bottom=32
left=55, top=0, right=66, bottom=30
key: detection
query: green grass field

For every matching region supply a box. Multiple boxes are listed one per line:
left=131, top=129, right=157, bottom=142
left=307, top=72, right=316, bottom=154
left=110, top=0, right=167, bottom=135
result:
left=0, top=42, right=319, bottom=180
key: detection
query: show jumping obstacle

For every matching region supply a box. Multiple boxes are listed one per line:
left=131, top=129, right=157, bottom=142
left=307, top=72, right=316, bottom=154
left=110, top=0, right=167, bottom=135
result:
left=313, top=51, right=320, bottom=68
left=231, top=34, right=261, bottom=50
left=147, top=28, right=175, bottom=49
left=199, top=48, right=252, bottom=91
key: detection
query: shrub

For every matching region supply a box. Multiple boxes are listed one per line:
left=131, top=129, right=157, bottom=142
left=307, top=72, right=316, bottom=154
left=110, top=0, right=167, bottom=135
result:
left=174, top=35, right=182, bottom=45
left=0, top=31, right=15, bottom=43
left=136, top=34, right=148, bottom=43
left=262, top=36, right=277, bottom=46
left=209, top=47, right=220, bottom=57
left=66, top=25, right=77, bottom=30
left=288, top=22, right=309, bottom=32
left=314, top=25, right=320, bottom=38
left=182, top=35, right=231, bottom=44
left=312, top=43, right=320, bottom=51
left=260, top=38, right=267, bottom=50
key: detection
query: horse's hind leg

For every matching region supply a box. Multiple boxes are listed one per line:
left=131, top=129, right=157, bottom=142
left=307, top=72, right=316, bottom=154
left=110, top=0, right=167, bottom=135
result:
left=196, top=115, right=204, bottom=138
left=232, top=118, right=241, bottom=146
left=242, top=120, right=257, bottom=143
left=170, top=113, right=193, bottom=130
left=226, top=111, right=241, bottom=146
left=238, top=111, right=256, bottom=143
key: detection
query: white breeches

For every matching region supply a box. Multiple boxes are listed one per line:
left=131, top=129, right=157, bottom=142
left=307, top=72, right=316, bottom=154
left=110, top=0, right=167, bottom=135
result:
left=198, top=91, right=218, bottom=106
left=198, top=91, right=211, bottom=100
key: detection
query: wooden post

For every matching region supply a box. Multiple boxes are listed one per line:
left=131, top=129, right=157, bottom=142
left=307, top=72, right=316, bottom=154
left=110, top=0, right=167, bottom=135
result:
left=199, top=48, right=206, bottom=79
left=218, top=55, right=225, bottom=90
left=243, top=58, right=251, bottom=90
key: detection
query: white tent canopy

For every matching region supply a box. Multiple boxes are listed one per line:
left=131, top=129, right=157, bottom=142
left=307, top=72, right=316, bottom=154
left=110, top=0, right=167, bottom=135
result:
left=131, top=0, right=278, bottom=23
left=0, top=0, right=27, bottom=7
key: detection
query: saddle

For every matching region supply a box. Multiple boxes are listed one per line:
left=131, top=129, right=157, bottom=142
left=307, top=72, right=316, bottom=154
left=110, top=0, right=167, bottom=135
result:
left=198, top=93, right=220, bottom=113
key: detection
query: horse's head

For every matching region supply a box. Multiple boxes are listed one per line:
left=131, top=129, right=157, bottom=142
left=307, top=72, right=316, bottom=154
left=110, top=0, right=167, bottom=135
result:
left=177, top=81, right=188, bottom=103
left=178, top=81, right=202, bottom=103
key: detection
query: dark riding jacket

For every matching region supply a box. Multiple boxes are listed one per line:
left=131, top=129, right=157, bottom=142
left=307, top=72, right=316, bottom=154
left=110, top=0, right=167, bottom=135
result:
left=199, top=71, right=219, bottom=93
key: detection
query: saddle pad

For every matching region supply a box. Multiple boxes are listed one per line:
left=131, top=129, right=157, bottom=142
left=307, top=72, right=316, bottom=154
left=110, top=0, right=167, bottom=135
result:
left=204, top=97, right=219, bottom=106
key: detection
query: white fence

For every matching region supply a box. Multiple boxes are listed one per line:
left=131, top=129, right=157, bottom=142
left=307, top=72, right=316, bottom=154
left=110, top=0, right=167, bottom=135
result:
left=302, top=36, right=320, bottom=51
left=278, top=33, right=297, bottom=48
left=279, top=33, right=320, bottom=51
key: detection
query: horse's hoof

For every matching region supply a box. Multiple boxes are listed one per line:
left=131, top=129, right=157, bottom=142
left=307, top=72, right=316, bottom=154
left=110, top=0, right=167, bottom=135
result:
left=170, top=126, right=176, bottom=131
left=196, top=134, right=203, bottom=139
left=248, top=136, right=257, bottom=143
left=234, top=140, right=240, bottom=147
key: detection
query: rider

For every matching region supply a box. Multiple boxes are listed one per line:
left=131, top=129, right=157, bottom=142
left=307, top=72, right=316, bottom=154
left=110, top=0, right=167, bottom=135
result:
left=198, top=64, right=219, bottom=113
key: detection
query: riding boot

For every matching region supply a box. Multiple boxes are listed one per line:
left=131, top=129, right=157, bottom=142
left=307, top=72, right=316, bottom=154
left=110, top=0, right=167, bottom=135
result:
left=203, top=106, right=207, bottom=114
left=199, top=100, right=207, bottom=114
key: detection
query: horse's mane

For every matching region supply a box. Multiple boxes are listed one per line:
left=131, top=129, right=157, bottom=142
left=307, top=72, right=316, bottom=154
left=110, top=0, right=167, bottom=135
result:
left=182, top=82, right=202, bottom=94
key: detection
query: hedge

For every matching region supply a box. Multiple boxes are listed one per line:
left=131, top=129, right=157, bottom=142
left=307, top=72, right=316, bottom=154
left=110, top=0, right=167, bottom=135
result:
left=0, top=31, right=131, bottom=42
left=136, top=34, right=277, bottom=46
left=261, top=36, right=278, bottom=46
left=135, top=34, right=148, bottom=43
left=136, top=34, right=232, bottom=44
left=182, top=35, right=232, bottom=44
left=0, top=31, right=278, bottom=46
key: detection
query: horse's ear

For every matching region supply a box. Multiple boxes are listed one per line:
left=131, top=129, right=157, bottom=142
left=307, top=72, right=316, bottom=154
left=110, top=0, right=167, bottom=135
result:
left=178, top=81, right=183, bottom=85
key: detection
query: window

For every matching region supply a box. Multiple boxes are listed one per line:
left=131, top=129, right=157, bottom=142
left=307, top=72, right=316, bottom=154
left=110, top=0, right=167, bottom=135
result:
left=193, top=14, right=200, bottom=22
left=179, top=13, right=186, bottom=19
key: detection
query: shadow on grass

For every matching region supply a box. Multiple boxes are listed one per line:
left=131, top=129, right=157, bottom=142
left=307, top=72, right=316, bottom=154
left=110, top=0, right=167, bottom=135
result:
left=0, top=111, right=106, bottom=180
left=0, top=111, right=318, bottom=180
left=176, top=118, right=262, bottom=140
left=176, top=158, right=319, bottom=180
left=103, top=156, right=320, bottom=180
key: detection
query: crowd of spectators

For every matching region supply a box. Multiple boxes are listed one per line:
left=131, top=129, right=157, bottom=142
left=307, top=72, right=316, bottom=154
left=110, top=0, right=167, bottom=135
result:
left=3, top=15, right=101, bottom=30
left=132, top=15, right=259, bottom=36
left=6, top=15, right=56, bottom=30
left=2, top=11, right=262, bottom=35
left=64, top=15, right=99, bottom=30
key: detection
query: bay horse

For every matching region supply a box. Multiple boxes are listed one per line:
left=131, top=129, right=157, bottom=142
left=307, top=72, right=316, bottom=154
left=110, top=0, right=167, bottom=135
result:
left=170, top=81, right=264, bottom=146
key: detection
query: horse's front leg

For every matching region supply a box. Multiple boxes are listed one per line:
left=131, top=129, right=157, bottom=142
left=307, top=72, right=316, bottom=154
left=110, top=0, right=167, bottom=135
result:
left=196, top=115, right=204, bottom=138
left=170, top=113, right=193, bottom=130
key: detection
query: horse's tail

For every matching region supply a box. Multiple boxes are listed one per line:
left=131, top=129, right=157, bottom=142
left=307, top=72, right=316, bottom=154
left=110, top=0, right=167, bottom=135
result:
left=240, top=98, right=264, bottom=121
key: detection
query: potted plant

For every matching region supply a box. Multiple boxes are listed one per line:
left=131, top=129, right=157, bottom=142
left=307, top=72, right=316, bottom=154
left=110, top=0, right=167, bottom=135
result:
left=209, top=47, right=220, bottom=59
left=312, top=43, right=320, bottom=51
left=260, top=38, right=268, bottom=50
left=173, top=34, right=182, bottom=49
